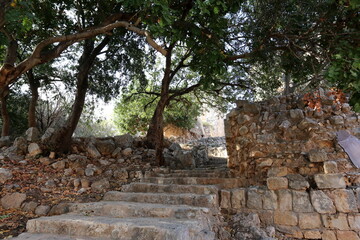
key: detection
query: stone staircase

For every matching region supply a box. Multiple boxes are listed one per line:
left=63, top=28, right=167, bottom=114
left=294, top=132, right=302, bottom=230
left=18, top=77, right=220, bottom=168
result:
left=12, top=157, right=242, bottom=240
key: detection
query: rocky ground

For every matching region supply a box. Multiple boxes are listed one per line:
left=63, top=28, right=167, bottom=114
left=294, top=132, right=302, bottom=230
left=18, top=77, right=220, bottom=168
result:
left=0, top=131, right=228, bottom=239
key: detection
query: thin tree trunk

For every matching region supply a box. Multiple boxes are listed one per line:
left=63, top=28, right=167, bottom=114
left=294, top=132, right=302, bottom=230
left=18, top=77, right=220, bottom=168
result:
left=0, top=87, right=10, bottom=137
left=27, top=70, right=40, bottom=128
left=283, top=72, right=291, bottom=95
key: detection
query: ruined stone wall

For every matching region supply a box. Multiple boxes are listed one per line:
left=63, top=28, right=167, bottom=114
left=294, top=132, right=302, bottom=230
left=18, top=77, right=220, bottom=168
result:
left=224, top=89, right=360, bottom=239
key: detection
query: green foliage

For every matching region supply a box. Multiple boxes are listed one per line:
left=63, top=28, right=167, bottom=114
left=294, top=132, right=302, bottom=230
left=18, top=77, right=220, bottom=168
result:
left=113, top=94, right=202, bottom=135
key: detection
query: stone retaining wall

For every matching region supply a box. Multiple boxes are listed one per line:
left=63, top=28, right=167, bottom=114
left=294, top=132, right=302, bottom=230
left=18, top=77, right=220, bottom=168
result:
left=224, top=89, right=360, bottom=239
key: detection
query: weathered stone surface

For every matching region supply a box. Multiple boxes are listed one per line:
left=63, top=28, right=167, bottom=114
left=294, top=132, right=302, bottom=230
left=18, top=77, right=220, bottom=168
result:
left=22, top=201, right=38, bottom=213
left=122, top=148, right=133, bottom=156
left=290, top=109, right=304, bottom=119
left=86, top=143, right=101, bottom=158
left=220, top=190, right=231, bottom=209
left=26, top=127, right=40, bottom=141
left=322, top=230, right=337, bottom=240
left=308, top=149, right=327, bottom=162
left=12, top=137, right=28, bottom=154
left=287, top=174, right=309, bottom=190
left=322, top=213, right=349, bottom=230
left=41, top=128, right=55, bottom=142
left=298, top=213, right=322, bottom=229
left=314, top=174, right=346, bottom=189
left=114, top=134, right=134, bottom=148
left=95, top=139, right=116, bottom=156
left=348, top=214, right=360, bottom=230
left=293, top=191, right=313, bottom=212
left=298, top=118, right=318, bottom=130
left=28, top=143, right=42, bottom=156
left=1, top=193, right=27, bottom=209
left=0, top=168, right=12, bottom=183
left=277, top=189, right=292, bottom=211
left=231, top=189, right=246, bottom=209
left=330, top=189, right=358, bottom=213
left=238, top=126, right=249, bottom=136
left=113, top=169, right=128, bottom=180
left=169, top=143, right=181, bottom=152
left=267, top=177, right=288, bottom=190
left=91, top=179, right=110, bottom=193
left=51, top=160, right=66, bottom=170
left=231, top=212, right=271, bottom=240
left=274, top=211, right=298, bottom=226
left=0, top=136, right=11, bottom=148
left=267, top=167, right=288, bottom=177
left=330, top=115, right=344, bottom=125
left=303, top=230, right=322, bottom=239
left=263, top=190, right=277, bottom=210
left=310, top=190, right=336, bottom=214
left=324, top=161, right=338, bottom=174
left=237, top=114, right=251, bottom=125
left=35, top=205, right=51, bottom=216
left=337, top=231, right=360, bottom=240
left=48, top=203, right=71, bottom=216
left=247, top=188, right=263, bottom=209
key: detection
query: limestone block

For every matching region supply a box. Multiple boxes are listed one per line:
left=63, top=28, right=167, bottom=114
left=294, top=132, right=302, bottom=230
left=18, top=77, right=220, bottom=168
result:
left=220, top=190, right=231, bottom=209
left=247, top=188, right=263, bottom=209
left=324, top=161, right=338, bottom=174
left=310, top=190, right=336, bottom=214
left=299, top=213, right=322, bottom=229
left=274, top=211, right=298, bottom=226
left=348, top=214, right=360, bottom=230
left=314, top=174, right=346, bottom=189
left=356, top=188, right=360, bottom=210
left=322, top=230, right=337, bottom=240
left=231, top=189, right=246, bottom=209
left=267, top=167, right=288, bottom=177
left=277, top=189, right=292, bottom=211
left=337, top=231, right=360, bottom=240
left=304, top=230, right=322, bottom=239
left=267, top=177, right=288, bottom=190
left=322, top=213, right=349, bottom=230
left=25, top=127, right=40, bottom=141
left=293, top=191, right=314, bottom=212
left=263, top=190, right=277, bottom=210
left=257, top=210, right=274, bottom=225
left=287, top=174, right=310, bottom=190
left=330, top=189, right=358, bottom=213
left=308, top=149, right=328, bottom=162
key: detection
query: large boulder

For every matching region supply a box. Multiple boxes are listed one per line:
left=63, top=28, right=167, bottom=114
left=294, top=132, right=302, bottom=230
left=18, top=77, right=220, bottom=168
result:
left=28, top=143, right=42, bottom=156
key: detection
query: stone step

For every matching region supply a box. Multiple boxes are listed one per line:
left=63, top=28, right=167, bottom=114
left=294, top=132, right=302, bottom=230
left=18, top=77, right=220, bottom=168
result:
left=69, top=201, right=210, bottom=219
left=103, top=191, right=218, bottom=208
left=25, top=214, right=215, bottom=240
left=122, top=182, right=219, bottom=195
left=146, top=171, right=231, bottom=178
left=142, top=177, right=247, bottom=189
left=10, top=233, right=107, bottom=240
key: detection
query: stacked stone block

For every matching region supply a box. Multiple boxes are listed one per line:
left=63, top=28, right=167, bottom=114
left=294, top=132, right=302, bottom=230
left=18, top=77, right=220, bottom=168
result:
left=224, top=89, right=360, bottom=239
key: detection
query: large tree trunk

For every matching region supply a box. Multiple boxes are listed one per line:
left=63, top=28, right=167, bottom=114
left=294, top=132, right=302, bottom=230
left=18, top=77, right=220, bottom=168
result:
left=146, top=97, right=168, bottom=166
left=27, top=70, right=40, bottom=128
left=48, top=37, right=110, bottom=153
left=0, top=87, right=10, bottom=137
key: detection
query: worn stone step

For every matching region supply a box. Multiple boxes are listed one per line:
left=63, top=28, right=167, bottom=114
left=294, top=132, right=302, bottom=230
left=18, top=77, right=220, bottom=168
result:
left=25, top=214, right=215, bottom=240
left=142, top=177, right=247, bottom=189
left=103, top=191, right=218, bottom=208
left=10, top=233, right=107, bottom=240
left=145, top=171, right=231, bottom=178
left=69, top=201, right=210, bottom=219
left=122, top=182, right=219, bottom=195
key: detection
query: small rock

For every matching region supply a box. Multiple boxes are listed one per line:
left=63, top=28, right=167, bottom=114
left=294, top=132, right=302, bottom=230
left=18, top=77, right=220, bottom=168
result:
left=28, top=143, right=42, bottom=156
left=81, top=178, right=90, bottom=188
left=51, top=160, right=66, bottom=169
left=49, top=152, right=56, bottom=159
left=45, top=179, right=56, bottom=188
left=113, top=169, right=128, bottom=180
left=48, top=203, right=70, bottom=216
left=122, top=148, right=133, bottom=156
left=1, top=193, right=27, bottom=209
left=91, top=179, right=110, bottom=193
left=22, top=201, right=38, bottom=213
left=86, top=143, right=101, bottom=158
left=112, top=147, right=122, bottom=158
left=0, top=136, right=11, bottom=148
left=64, top=168, right=73, bottom=176
left=114, top=134, right=134, bottom=148
left=169, top=143, right=181, bottom=152
left=85, top=168, right=95, bottom=176
left=35, top=205, right=51, bottom=216
left=308, top=149, right=327, bottom=162
left=73, top=179, right=81, bottom=188
left=77, top=188, right=88, bottom=194
left=99, top=159, right=110, bottom=165
left=0, top=168, right=12, bottom=183
left=39, top=157, right=52, bottom=165
left=95, top=139, right=116, bottom=156
left=315, top=174, right=346, bottom=189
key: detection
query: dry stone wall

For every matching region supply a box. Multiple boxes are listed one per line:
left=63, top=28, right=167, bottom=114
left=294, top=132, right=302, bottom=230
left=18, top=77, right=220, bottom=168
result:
left=224, top=89, right=360, bottom=239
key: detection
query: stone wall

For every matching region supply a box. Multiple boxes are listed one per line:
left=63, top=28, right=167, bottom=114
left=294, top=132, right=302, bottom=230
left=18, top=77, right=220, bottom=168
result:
left=224, top=89, right=360, bottom=239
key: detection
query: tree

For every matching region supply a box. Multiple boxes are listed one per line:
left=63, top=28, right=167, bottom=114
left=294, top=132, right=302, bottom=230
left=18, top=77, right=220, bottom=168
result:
left=114, top=93, right=202, bottom=135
